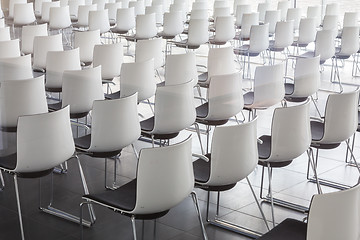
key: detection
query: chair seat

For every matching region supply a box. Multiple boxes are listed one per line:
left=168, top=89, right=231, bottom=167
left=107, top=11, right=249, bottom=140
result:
left=258, top=135, right=294, bottom=167
left=48, top=102, right=89, bottom=119
left=310, top=121, right=341, bottom=149
left=45, top=86, right=62, bottom=93
left=285, top=82, right=294, bottom=95
left=195, top=103, right=229, bottom=126
left=284, top=83, right=309, bottom=102
left=257, top=218, right=306, bottom=240
left=193, top=154, right=237, bottom=191
left=268, top=40, right=285, bottom=52
left=233, top=45, right=260, bottom=57
left=157, top=32, right=176, bottom=39
left=208, top=38, right=226, bottom=45
left=74, top=134, right=122, bottom=158
left=173, top=40, right=200, bottom=49
left=140, top=117, right=180, bottom=140
left=243, top=91, right=254, bottom=106
left=105, top=90, right=120, bottom=100
left=198, top=72, right=208, bottom=83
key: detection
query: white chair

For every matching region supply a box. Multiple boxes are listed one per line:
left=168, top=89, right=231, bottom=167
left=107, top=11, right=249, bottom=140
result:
left=322, top=15, right=339, bottom=35
left=73, top=29, right=101, bottom=65
left=135, top=38, right=163, bottom=76
left=189, top=9, right=208, bottom=20
left=0, top=76, right=48, bottom=132
left=264, top=10, right=281, bottom=36
left=257, top=2, right=270, bottom=23
left=234, top=4, right=252, bottom=29
left=212, top=6, right=231, bottom=21
left=80, top=136, right=208, bottom=240
left=8, top=0, right=27, bottom=19
left=45, top=48, right=82, bottom=93
left=0, top=106, right=75, bottom=240
left=213, top=0, right=228, bottom=9
left=191, top=1, right=207, bottom=11
left=268, top=20, right=294, bottom=64
left=116, top=0, right=129, bottom=8
left=292, top=17, right=317, bottom=55
left=235, top=12, right=259, bottom=41
left=0, top=39, right=21, bottom=58
left=286, top=7, right=302, bottom=31
left=34, top=0, right=51, bottom=18
left=128, top=0, right=145, bottom=15
left=125, top=13, right=157, bottom=42
left=169, top=2, right=186, bottom=22
left=325, top=2, right=340, bottom=16
left=0, top=27, right=11, bottom=41
left=233, top=0, right=249, bottom=15
left=93, top=0, right=106, bottom=10
left=111, top=7, right=135, bottom=34
left=0, top=18, right=5, bottom=28
left=158, top=10, right=184, bottom=48
left=277, top=0, right=290, bottom=21
left=13, top=3, right=36, bottom=27
left=33, top=34, right=64, bottom=71
left=145, top=4, right=163, bottom=25
left=40, top=1, right=61, bottom=23
left=88, top=9, right=111, bottom=36
left=0, top=55, right=33, bottom=82
left=21, top=23, right=48, bottom=55
left=49, top=6, right=72, bottom=31
left=209, top=16, right=235, bottom=46
left=74, top=4, right=97, bottom=29
left=68, top=0, right=85, bottom=22
left=105, top=2, right=122, bottom=25
left=164, top=52, right=198, bottom=87
left=307, top=5, right=322, bottom=27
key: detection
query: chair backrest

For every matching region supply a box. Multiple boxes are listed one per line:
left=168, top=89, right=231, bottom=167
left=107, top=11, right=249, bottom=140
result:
left=145, top=4, right=163, bottom=25
left=314, top=29, right=335, bottom=63
left=267, top=100, right=311, bottom=162
left=153, top=80, right=196, bottom=134
left=89, top=93, right=141, bottom=152
left=213, top=0, right=228, bottom=9
left=257, top=2, right=270, bottom=22
left=0, top=27, right=11, bottom=41
left=68, top=0, right=85, bottom=21
left=93, top=0, right=106, bottom=10
left=307, top=183, right=360, bottom=240
left=117, top=0, right=129, bottom=8
left=252, top=63, right=285, bottom=109
left=277, top=0, right=290, bottom=21
left=135, top=38, right=163, bottom=70
left=15, top=106, right=75, bottom=173
left=292, top=55, right=320, bottom=98
left=164, top=52, right=198, bottom=86
left=325, top=2, right=339, bottom=16
left=207, top=46, right=237, bottom=82
left=0, top=76, right=48, bottom=130
left=135, top=13, right=157, bottom=39
left=338, top=26, right=360, bottom=56
left=114, top=7, right=135, bottom=32
left=34, top=0, right=51, bottom=17
left=93, top=42, right=123, bottom=80
left=213, top=6, right=230, bottom=19
left=162, top=11, right=183, bottom=37
left=33, top=34, right=63, bottom=70
left=49, top=6, right=72, bottom=30
left=41, top=1, right=61, bottom=22
left=264, top=10, right=281, bottom=34
left=8, top=0, right=26, bottom=18
left=234, top=4, right=252, bottom=27
left=13, top=2, right=36, bottom=26
left=240, top=12, right=259, bottom=39
left=0, top=39, right=21, bottom=59
left=191, top=1, right=207, bottom=11
left=273, top=20, right=294, bottom=48
left=89, top=9, right=110, bottom=33
left=307, top=5, right=321, bottom=27
left=322, top=15, right=338, bottom=33
left=321, top=89, right=360, bottom=144
left=190, top=9, right=208, bottom=20
left=213, top=16, right=235, bottom=43
left=297, top=17, right=317, bottom=45
left=206, top=117, right=258, bottom=186
left=46, top=48, right=82, bottom=89
left=169, top=3, right=186, bottom=22
left=248, top=23, right=269, bottom=53
left=286, top=7, right=302, bottom=31
left=343, top=12, right=359, bottom=27
left=133, top=136, right=193, bottom=214
left=206, top=72, right=243, bottom=120
left=105, top=2, right=122, bottom=23
left=74, top=29, right=101, bottom=63
left=21, top=23, right=48, bottom=55
left=187, top=18, right=209, bottom=46
left=77, top=4, right=97, bottom=27
left=61, top=66, right=105, bottom=115
left=0, top=55, right=33, bottom=82
left=119, top=58, right=156, bottom=102
left=129, top=0, right=145, bottom=15
left=233, top=0, right=249, bottom=15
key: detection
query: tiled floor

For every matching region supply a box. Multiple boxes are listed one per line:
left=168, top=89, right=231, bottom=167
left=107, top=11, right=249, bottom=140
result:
left=1, top=38, right=360, bottom=240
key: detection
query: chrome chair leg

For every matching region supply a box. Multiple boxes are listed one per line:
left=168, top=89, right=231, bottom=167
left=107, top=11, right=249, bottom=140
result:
left=0, top=170, right=4, bottom=190
left=307, top=148, right=322, bottom=194
left=194, top=122, right=205, bottom=155
left=191, top=191, right=208, bottom=240
left=131, top=215, right=137, bottom=240
left=14, top=175, right=25, bottom=240
left=267, top=162, right=276, bottom=228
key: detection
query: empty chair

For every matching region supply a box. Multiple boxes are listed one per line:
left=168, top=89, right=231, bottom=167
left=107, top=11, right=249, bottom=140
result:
left=307, top=5, right=322, bottom=27
left=0, top=39, right=21, bottom=58
left=93, top=0, right=106, bottom=10
left=49, top=6, right=72, bottom=31
left=0, top=27, right=11, bottom=41
left=135, top=38, right=163, bottom=75
left=68, top=0, right=86, bottom=22
left=128, top=0, right=145, bottom=15
left=0, top=55, right=33, bottom=82
left=0, top=76, right=48, bottom=132
left=34, top=0, right=51, bottom=18
left=212, top=6, right=231, bottom=20
left=158, top=10, right=184, bottom=41
left=209, top=16, right=235, bottom=46
left=80, top=136, right=208, bottom=240
left=125, top=13, right=157, bottom=42
left=268, top=20, right=294, bottom=64
left=88, top=9, right=111, bottom=35
left=33, top=34, right=64, bottom=71
left=234, top=4, right=252, bottom=29
left=40, top=1, right=61, bottom=23
left=169, top=2, right=187, bottom=22
left=164, top=52, right=198, bottom=86
left=322, top=15, right=339, bottom=35
left=277, top=0, right=290, bottom=21
left=213, top=0, right=228, bottom=9
left=13, top=3, right=36, bottom=27
left=257, top=183, right=360, bottom=240
left=45, top=48, right=82, bottom=93
left=74, top=4, right=98, bottom=29
left=191, top=1, right=207, bottom=11
left=286, top=7, right=302, bottom=31
left=264, top=10, right=281, bottom=36
left=105, top=2, right=122, bottom=25
left=111, top=7, right=135, bottom=34
left=292, top=17, right=317, bottom=55
left=342, top=12, right=359, bottom=28
left=233, top=0, right=250, bottom=15
left=195, top=72, right=244, bottom=153
left=235, top=12, right=259, bottom=41
left=258, top=2, right=270, bottom=22
left=325, top=2, right=340, bottom=16
left=8, top=0, right=27, bottom=19
left=189, top=9, right=208, bottom=20
left=73, top=29, right=101, bottom=65
left=145, top=4, right=163, bottom=25
left=21, top=23, right=48, bottom=55
left=117, top=0, right=129, bottom=8
left=243, top=64, right=285, bottom=118
left=0, top=106, right=75, bottom=240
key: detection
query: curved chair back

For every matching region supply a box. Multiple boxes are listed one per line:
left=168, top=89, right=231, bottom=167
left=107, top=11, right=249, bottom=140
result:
left=129, top=0, right=145, bottom=15
left=153, top=80, right=196, bottom=134
left=135, top=13, right=157, bottom=39
left=88, top=93, right=141, bottom=152
left=265, top=10, right=281, bottom=35
left=307, top=183, right=360, bottom=240
left=15, top=106, right=75, bottom=173
left=240, top=12, right=259, bottom=39
left=21, top=23, right=48, bottom=55
left=315, top=29, right=336, bottom=64
left=8, top=0, right=27, bottom=18
left=307, top=5, right=321, bottom=27
left=145, top=4, right=163, bottom=25
left=33, top=34, right=64, bottom=70
left=187, top=18, right=209, bottom=46
left=234, top=4, right=252, bottom=27
left=49, top=6, right=72, bottom=30
left=207, top=46, right=236, bottom=82
left=286, top=7, right=302, bottom=31
left=41, top=1, right=61, bottom=22
left=119, top=59, right=156, bottom=102
left=169, top=3, right=186, bottom=22
left=257, top=2, right=270, bottom=22
left=77, top=4, right=97, bottom=27
left=135, top=38, right=163, bottom=70
left=252, top=63, right=285, bottom=109
left=0, top=27, right=11, bottom=41
left=88, top=9, right=110, bottom=33
left=213, top=16, right=235, bottom=43
left=68, top=0, right=85, bottom=21
left=206, top=118, right=258, bottom=186
left=343, top=12, right=359, bottom=27
left=117, top=0, right=129, bottom=8
left=0, top=55, right=33, bottom=82
left=206, top=72, right=243, bottom=120
left=248, top=23, right=269, bottom=54
left=338, top=26, right=359, bottom=56
left=162, top=11, right=184, bottom=37
left=213, top=6, right=230, bottom=19
left=105, top=2, right=122, bottom=24
left=273, top=20, right=294, bottom=49
left=62, top=66, right=104, bottom=115
left=322, top=15, right=338, bottom=33
left=165, top=52, right=198, bottom=86
left=74, top=29, right=101, bottom=63
left=34, top=0, right=51, bottom=17
left=191, top=1, right=207, bottom=11
left=292, top=55, right=320, bottom=97
left=133, top=136, right=193, bottom=214
left=267, top=100, right=311, bottom=162
left=321, top=89, right=360, bottom=144
left=0, top=39, right=21, bottom=59
left=325, top=3, right=339, bottom=16
left=277, top=0, right=290, bottom=21
left=297, top=18, right=317, bottom=46
left=13, top=3, right=36, bottom=26
left=114, top=7, right=135, bottom=33
left=93, top=42, right=123, bottom=80
left=189, top=9, right=208, bottom=20
left=213, top=1, right=228, bottom=9
left=46, top=48, right=82, bottom=90
left=0, top=76, right=48, bottom=131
